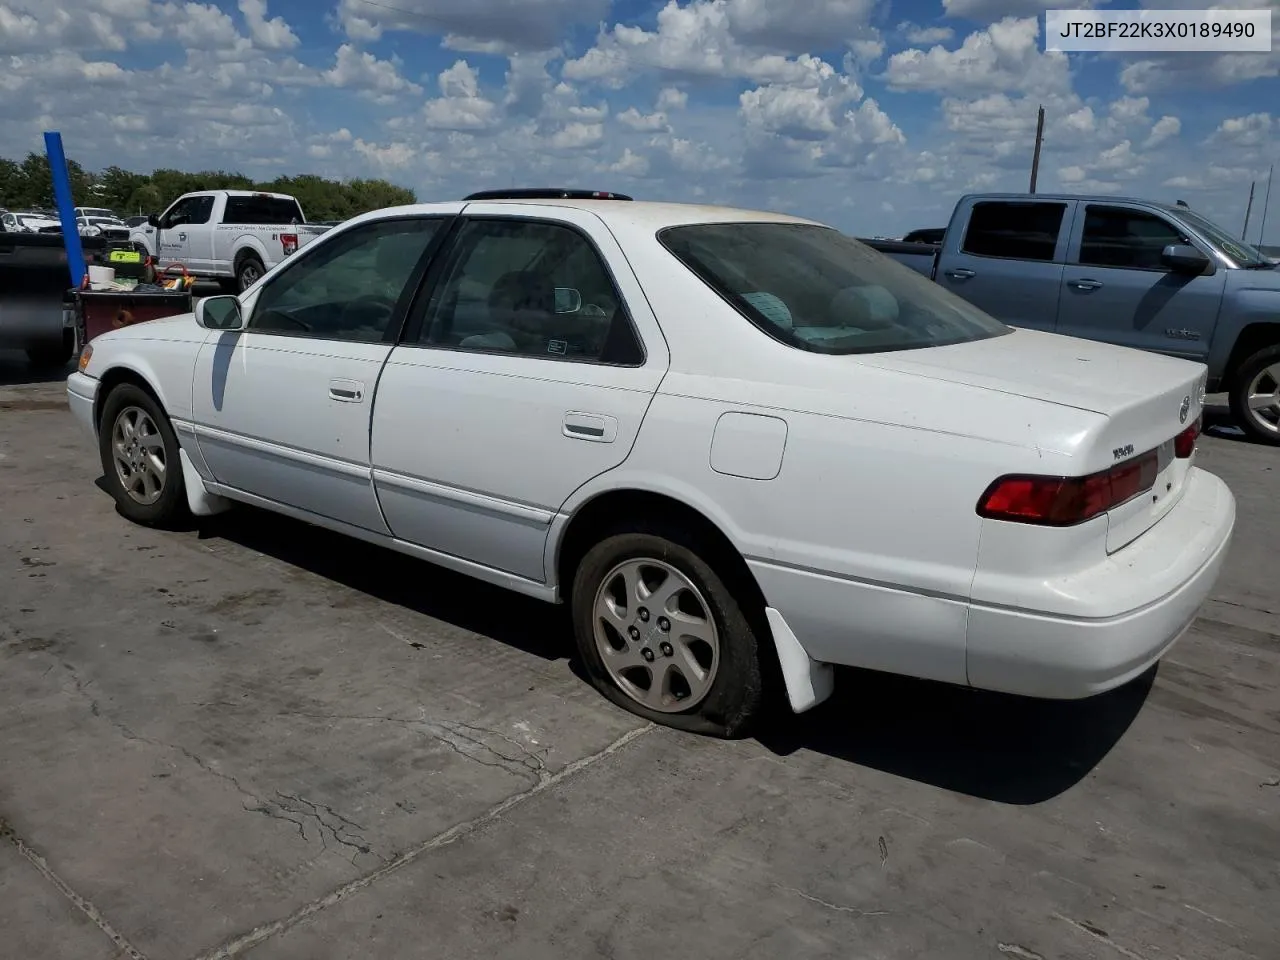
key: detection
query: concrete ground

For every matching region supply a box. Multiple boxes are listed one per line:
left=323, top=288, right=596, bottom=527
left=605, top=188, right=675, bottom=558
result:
left=1, top=354, right=1277, bottom=960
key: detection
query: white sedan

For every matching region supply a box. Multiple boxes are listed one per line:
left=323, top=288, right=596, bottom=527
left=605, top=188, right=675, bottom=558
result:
left=66, top=194, right=1236, bottom=736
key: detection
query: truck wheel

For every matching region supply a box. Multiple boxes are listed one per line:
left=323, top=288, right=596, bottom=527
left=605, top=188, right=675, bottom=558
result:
left=235, top=254, right=265, bottom=292
left=1228, top=345, right=1280, bottom=445
left=25, top=332, right=75, bottom=370
left=98, top=383, right=190, bottom=528
left=570, top=521, right=768, bottom=738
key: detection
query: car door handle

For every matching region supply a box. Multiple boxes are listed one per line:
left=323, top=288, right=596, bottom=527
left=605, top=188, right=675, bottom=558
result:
left=329, top=379, right=365, bottom=403
left=563, top=412, right=618, bottom=443
left=1068, top=278, right=1103, bottom=291
left=944, top=268, right=976, bottom=280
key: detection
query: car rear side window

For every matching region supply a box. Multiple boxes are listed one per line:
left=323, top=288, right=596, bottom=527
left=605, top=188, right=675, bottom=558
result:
left=660, top=222, right=1010, bottom=355
left=225, top=196, right=305, bottom=225
left=419, top=218, right=644, bottom=365
left=961, top=201, right=1066, bottom=262
left=1079, top=206, right=1187, bottom=270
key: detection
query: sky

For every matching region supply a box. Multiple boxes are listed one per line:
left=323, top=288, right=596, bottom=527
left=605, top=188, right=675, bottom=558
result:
left=1, top=0, right=1277, bottom=240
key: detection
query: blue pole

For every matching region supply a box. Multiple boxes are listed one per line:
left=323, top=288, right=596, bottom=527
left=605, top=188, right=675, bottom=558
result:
left=43, top=131, right=86, bottom=290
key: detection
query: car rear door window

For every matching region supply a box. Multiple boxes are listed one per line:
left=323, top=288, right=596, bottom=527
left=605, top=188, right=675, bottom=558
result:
left=1078, top=206, right=1187, bottom=270
left=961, top=201, right=1066, bottom=261
left=419, top=218, right=644, bottom=365
left=249, top=217, right=442, bottom=342
left=224, top=196, right=305, bottom=225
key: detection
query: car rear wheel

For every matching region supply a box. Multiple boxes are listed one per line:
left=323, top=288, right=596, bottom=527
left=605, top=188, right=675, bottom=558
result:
left=1228, top=345, right=1280, bottom=446
left=570, top=523, right=767, bottom=738
left=236, top=254, right=265, bottom=292
left=98, top=383, right=190, bottom=528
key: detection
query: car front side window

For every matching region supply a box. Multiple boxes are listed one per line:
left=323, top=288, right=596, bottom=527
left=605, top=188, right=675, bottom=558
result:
left=248, top=217, right=441, bottom=343
left=419, top=218, right=644, bottom=365
left=1079, top=206, right=1188, bottom=270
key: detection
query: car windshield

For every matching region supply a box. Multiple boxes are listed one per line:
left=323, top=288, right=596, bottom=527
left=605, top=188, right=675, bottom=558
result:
left=81, top=208, right=115, bottom=219
left=1169, top=206, right=1269, bottom=267
left=659, top=222, right=1011, bottom=355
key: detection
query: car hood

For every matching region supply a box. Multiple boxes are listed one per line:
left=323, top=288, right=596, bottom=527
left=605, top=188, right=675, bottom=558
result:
left=93, top=313, right=205, bottom=344
left=855, top=327, right=1203, bottom=415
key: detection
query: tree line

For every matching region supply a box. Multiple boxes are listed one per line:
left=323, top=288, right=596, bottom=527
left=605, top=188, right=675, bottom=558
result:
left=0, top=152, right=417, bottom=222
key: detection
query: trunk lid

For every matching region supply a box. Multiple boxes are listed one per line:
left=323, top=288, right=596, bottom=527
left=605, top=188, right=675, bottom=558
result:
left=859, top=327, right=1207, bottom=550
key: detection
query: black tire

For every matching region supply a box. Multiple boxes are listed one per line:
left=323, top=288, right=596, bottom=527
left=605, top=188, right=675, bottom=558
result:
left=98, top=383, right=190, bottom=528
left=1228, top=344, right=1280, bottom=446
left=570, top=521, right=768, bottom=738
left=25, top=332, right=75, bottom=370
left=235, top=254, right=265, bottom=293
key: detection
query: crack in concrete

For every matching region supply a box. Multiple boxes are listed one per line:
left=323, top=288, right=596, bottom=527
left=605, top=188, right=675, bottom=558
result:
left=62, top=663, right=377, bottom=866
left=0, top=814, right=149, bottom=960
left=193, top=703, right=551, bottom=784
left=773, top=884, right=890, bottom=919
left=189, top=723, right=654, bottom=960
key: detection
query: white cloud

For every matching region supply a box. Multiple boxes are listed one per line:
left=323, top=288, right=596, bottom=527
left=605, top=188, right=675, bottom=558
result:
left=1144, top=115, right=1181, bottom=149
left=656, top=87, right=688, bottom=111
left=420, top=60, right=501, bottom=132
left=324, top=44, right=422, bottom=100
left=617, top=107, right=670, bottom=132
left=333, top=0, right=609, bottom=52
left=564, top=1, right=876, bottom=87
left=900, top=23, right=954, bottom=45
left=942, top=0, right=1106, bottom=18
left=1207, top=112, right=1273, bottom=149
left=238, top=0, right=298, bottom=51
left=883, top=16, right=1071, bottom=97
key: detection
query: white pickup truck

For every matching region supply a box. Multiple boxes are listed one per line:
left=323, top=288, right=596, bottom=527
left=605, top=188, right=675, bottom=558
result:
left=129, top=190, right=329, bottom=291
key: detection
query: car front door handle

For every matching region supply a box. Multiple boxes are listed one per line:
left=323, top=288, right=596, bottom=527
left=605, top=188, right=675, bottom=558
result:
left=329, top=379, right=365, bottom=403
left=1069, top=279, right=1103, bottom=291
left=944, top=268, right=976, bottom=280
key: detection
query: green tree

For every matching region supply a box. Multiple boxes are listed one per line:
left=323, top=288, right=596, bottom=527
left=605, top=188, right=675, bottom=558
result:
left=1, top=151, right=418, bottom=221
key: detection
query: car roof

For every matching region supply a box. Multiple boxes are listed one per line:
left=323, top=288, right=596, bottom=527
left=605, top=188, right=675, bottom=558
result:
left=370, top=198, right=823, bottom=232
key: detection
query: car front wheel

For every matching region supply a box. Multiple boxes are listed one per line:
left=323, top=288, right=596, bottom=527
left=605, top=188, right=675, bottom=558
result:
left=570, top=523, right=767, bottom=737
left=98, top=383, right=190, bottom=528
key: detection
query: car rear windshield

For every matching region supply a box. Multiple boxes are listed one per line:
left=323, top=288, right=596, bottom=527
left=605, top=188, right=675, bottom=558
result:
left=223, top=196, right=305, bottom=225
left=659, top=222, right=1010, bottom=355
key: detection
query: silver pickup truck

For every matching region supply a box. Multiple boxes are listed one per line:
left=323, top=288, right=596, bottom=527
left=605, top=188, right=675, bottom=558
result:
left=862, top=193, right=1280, bottom=444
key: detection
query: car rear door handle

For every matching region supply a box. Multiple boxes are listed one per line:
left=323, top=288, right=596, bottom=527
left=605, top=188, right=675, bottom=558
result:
left=1068, top=278, right=1103, bottom=291
left=563, top=412, right=618, bottom=443
left=329, top=379, right=365, bottom=403
left=944, top=268, right=976, bottom=280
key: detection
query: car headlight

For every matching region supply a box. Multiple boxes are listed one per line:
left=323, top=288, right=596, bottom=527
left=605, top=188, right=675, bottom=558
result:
left=78, top=343, right=93, bottom=373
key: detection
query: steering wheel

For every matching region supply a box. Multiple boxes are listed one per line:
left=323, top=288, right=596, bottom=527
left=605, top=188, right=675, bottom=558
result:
left=336, top=293, right=398, bottom=328
left=254, top=309, right=311, bottom=333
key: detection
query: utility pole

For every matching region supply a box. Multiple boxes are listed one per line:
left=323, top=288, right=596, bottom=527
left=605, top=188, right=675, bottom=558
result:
left=1029, top=104, right=1045, bottom=194
left=1242, top=181, right=1256, bottom=240
left=1257, top=163, right=1274, bottom=246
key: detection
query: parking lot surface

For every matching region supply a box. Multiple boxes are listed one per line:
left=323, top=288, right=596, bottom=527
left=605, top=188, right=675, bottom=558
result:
left=2, top=361, right=1277, bottom=960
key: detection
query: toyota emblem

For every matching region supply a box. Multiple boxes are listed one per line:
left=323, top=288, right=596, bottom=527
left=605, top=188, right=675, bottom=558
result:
left=1179, top=395, right=1190, bottom=424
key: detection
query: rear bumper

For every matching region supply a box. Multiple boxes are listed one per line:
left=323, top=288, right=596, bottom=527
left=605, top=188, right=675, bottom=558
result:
left=966, top=467, right=1235, bottom=699
left=66, top=372, right=99, bottom=442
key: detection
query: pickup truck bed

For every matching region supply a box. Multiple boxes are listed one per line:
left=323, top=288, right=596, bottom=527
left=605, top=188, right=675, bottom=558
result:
left=864, top=192, right=1280, bottom=445
left=859, top=238, right=938, bottom=277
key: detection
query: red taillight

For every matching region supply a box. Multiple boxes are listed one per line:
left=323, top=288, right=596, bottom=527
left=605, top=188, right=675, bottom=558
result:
left=1174, top=415, right=1201, bottom=458
left=978, top=450, right=1159, bottom=526
left=281, top=233, right=298, bottom=254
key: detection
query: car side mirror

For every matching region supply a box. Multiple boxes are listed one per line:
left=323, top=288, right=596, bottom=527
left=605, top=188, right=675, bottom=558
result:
left=195, top=295, right=244, bottom=331
left=1162, top=244, right=1210, bottom=274
left=147, top=213, right=161, bottom=229
left=554, top=287, right=583, bottom=314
